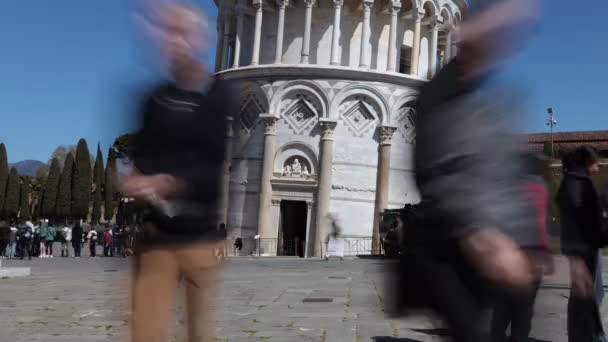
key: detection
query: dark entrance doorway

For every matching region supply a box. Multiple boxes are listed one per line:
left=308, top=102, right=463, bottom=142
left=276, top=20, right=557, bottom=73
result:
left=278, top=201, right=307, bottom=257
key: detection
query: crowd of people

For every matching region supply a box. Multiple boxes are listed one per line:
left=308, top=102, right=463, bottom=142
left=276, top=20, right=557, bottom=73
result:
left=0, top=220, right=140, bottom=260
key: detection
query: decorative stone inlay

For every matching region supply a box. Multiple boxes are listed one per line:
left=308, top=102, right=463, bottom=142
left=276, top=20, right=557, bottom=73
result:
left=282, top=96, right=318, bottom=134
left=239, top=96, right=264, bottom=133
left=341, top=97, right=377, bottom=137
left=378, top=126, right=397, bottom=145
left=318, top=119, right=338, bottom=140
left=395, top=104, right=416, bottom=143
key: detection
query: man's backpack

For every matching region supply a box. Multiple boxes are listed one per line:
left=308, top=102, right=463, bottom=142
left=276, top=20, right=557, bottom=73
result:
left=24, top=229, right=32, bottom=240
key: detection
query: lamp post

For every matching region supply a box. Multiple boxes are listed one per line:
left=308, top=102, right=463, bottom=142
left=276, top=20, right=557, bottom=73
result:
left=547, top=107, right=557, bottom=159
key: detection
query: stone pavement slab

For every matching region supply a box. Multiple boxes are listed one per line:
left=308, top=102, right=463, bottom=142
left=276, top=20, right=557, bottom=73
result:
left=0, top=256, right=602, bottom=341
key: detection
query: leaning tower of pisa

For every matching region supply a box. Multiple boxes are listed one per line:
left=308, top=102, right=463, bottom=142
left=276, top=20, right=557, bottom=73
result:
left=214, top=0, right=466, bottom=257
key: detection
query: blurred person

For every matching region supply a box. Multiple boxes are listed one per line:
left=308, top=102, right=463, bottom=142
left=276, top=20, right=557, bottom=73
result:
left=557, top=146, right=607, bottom=342
left=103, top=225, right=113, bottom=257
left=87, top=228, right=98, bottom=257
left=490, top=152, right=554, bottom=342
left=72, top=223, right=83, bottom=258
left=386, top=0, right=542, bottom=341
left=120, top=2, right=239, bottom=342
left=39, top=219, right=48, bottom=258
left=16, top=220, right=33, bottom=260
left=45, top=223, right=56, bottom=258
left=61, top=224, right=72, bottom=257
left=6, top=225, right=17, bottom=259
left=0, top=220, right=10, bottom=258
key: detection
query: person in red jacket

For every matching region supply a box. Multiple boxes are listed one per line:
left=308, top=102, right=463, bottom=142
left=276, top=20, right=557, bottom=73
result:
left=103, top=226, right=113, bottom=257
left=490, top=152, right=554, bottom=342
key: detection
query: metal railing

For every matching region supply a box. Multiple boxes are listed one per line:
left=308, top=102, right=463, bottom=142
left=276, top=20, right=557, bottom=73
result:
left=221, top=236, right=376, bottom=258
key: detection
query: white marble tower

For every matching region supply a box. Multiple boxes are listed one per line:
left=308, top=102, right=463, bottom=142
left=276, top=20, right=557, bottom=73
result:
left=215, top=0, right=466, bottom=257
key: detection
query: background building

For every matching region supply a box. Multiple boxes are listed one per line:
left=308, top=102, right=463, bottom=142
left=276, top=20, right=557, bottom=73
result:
left=215, top=0, right=466, bottom=257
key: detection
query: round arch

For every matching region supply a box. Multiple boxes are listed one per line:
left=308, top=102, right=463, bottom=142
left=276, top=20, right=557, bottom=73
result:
left=329, top=84, right=390, bottom=125
left=269, top=80, right=329, bottom=118
left=273, top=141, right=319, bottom=175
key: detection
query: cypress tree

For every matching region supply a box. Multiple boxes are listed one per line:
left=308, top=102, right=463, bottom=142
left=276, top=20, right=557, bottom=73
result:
left=104, top=148, right=117, bottom=221
left=4, top=167, right=20, bottom=218
left=42, top=158, right=61, bottom=218
left=0, top=143, right=8, bottom=217
left=93, top=144, right=104, bottom=187
left=91, top=144, right=104, bottom=223
left=72, top=139, right=92, bottom=220
left=56, top=153, right=74, bottom=219
left=19, top=179, right=31, bottom=219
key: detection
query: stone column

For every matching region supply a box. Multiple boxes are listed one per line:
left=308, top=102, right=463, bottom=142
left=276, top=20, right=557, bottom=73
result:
left=371, top=126, right=396, bottom=255
left=386, top=1, right=401, bottom=72
left=304, top=200, right=313, bottom=257
left=219, top=117, right=234, bottom=226
left=443, top=27, right=452, bottom=66
left=314, top=119, right=337, bottom=257
left=251, top=0, right=263, bottom=66
left=409, top=10, right=424, bottom=76
left=275, top=0, right=289, bottom=64
left=233, top=5, right=245, bottom=68
left=221, top=15, right=231, bottom=69
left=301, top=0, right=315, bottom=64
left=330, top=0, right=343, bottom=65
left=359, top=0, right=373, bottom=68
left=428, top=19, right=439, bottom=79
left=256, top=114, right=279, bottom=247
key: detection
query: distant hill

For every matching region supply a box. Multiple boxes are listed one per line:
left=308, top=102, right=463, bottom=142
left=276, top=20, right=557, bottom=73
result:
left=8, top=160, right=47, bottom=177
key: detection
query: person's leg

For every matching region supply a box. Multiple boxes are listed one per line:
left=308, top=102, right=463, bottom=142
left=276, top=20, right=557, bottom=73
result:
left=176, top=241, right=224, bottom=342
left=26, top=242, right=32, bottom=260
left=131, top=246, right=180, bottom=342
left=415, top=249, right=486, bottom=342
left=510, top=279, right=540, bottom=341
left=490, top=295, right=512, bottom=342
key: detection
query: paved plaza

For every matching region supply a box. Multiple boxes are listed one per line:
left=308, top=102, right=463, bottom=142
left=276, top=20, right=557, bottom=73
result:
left=1, top=256, right=607, bottom=342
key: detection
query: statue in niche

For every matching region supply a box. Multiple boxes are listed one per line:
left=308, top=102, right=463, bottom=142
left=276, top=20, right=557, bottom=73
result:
left=292, top=158, right=302, bottom=176
left=283, top=165, right=292, bottom=177
left=302, top=166, right=310, bottom=177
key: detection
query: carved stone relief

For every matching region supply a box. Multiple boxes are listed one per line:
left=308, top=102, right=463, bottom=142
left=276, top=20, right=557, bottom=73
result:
left=339, top=96, right=379, bottom=137
left=395, top=103, right=417, bottom=143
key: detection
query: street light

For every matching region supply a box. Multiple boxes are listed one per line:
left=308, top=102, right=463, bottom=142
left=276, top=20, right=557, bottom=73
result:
left=546, top=107, right=557, bottom=159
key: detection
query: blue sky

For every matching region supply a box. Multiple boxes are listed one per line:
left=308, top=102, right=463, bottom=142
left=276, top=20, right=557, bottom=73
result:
left=0, top=0, right=606, bottom=163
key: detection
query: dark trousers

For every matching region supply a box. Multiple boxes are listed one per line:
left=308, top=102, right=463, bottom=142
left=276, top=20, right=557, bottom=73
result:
left=104, top=243, right=113, bottom=257
left=45, top=240, right=53, bottom=256
left=90, top=241, right=97, bottom=257
left=73, top=243, right=81, bottom=257
left=491, top=280, right=541, bottom=342
left=406, top=245, right=488, bottom=342
left=19, top=241, right=32, bottom=260
left=567, top=254, right=605, bottom=342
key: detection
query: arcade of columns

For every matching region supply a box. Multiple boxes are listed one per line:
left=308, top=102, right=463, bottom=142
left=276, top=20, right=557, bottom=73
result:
left=217, top=0, right=462, bottom=256
left=215, top=0, right=460, bottom=78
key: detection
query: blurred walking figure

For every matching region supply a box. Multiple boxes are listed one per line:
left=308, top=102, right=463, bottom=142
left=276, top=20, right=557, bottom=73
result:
left=490, top=152, right=554, bottom=342
left=103, top=226, right=113, bottom=257
left=386, top=0, right=542, bottom=341
left=557, top=146, right=607, bottom=342
left=61, top=224, right=72, bottom=257
left=72, top=223, right=83, bottom=258
left=38, top=219, right=48, bottom=258
left=120, top=2, right=239, bottom=341
left=87, top=228, right=98, bottom=257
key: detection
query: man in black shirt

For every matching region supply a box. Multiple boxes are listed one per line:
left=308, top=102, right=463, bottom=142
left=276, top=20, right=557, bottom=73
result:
left=120, top=3, right=239, bottom=342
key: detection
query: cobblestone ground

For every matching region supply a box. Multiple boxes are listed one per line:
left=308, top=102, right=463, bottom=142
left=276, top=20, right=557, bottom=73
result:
left=1, top=256, right=607, bottom=342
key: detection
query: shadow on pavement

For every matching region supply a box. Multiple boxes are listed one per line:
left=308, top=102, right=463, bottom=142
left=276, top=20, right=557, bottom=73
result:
left=372, top=337, right=422, bottom=342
